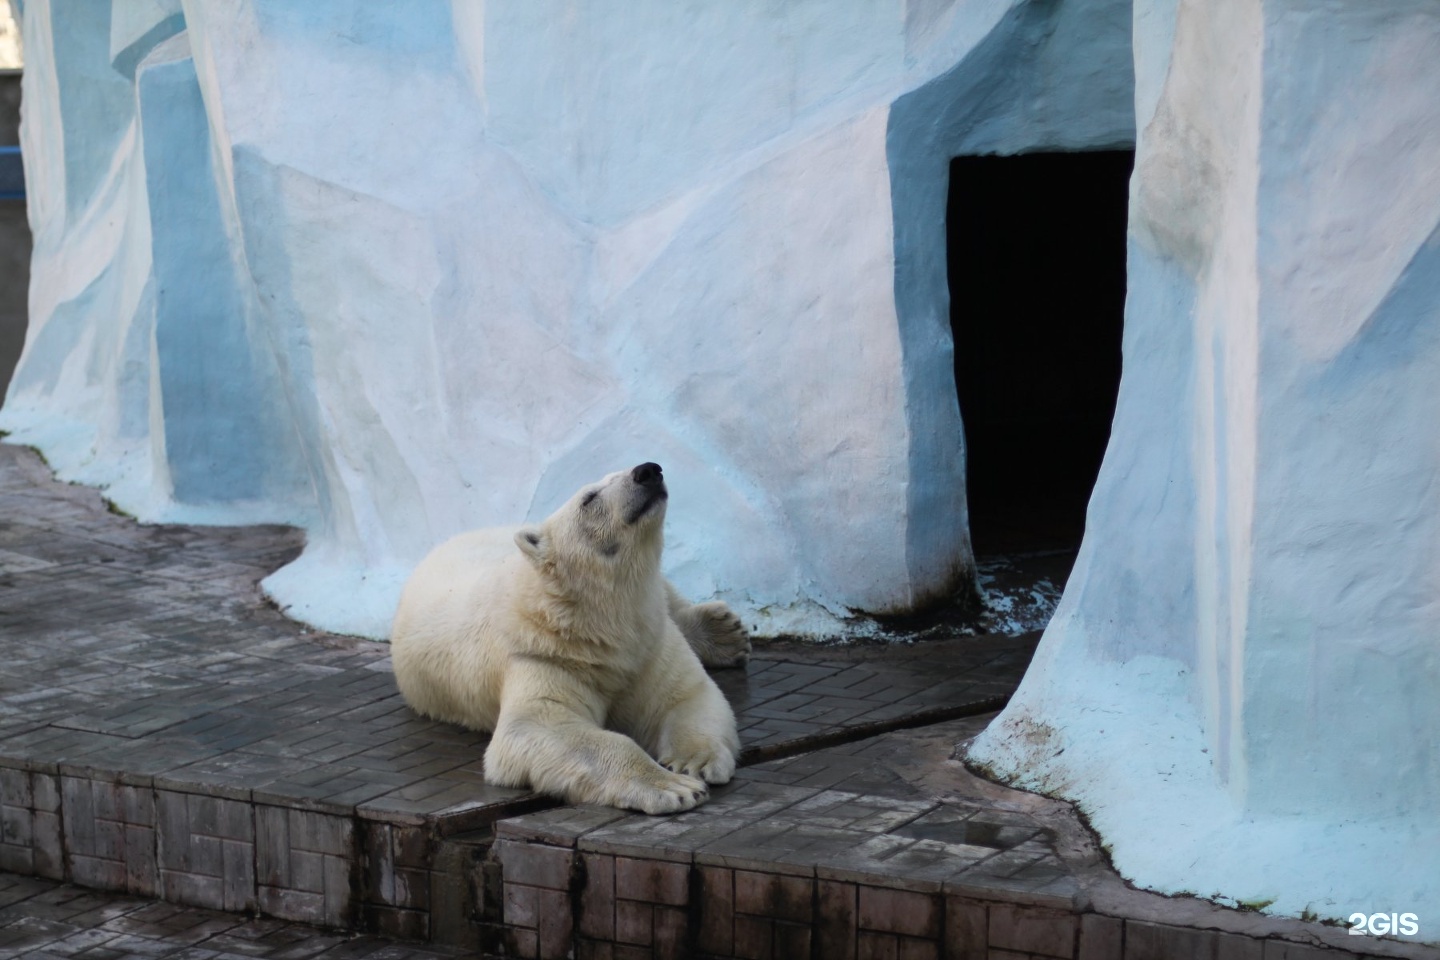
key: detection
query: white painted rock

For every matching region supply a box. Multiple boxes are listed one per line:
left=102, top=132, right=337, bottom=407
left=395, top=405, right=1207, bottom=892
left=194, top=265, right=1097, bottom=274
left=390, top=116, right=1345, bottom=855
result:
left=970, top=0, right=1440, bottom=931
left=0, top=0, right=1131, bottom=638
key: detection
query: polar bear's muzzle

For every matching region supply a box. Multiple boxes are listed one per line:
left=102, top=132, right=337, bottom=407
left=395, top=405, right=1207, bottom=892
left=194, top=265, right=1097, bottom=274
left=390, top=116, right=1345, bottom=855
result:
left=625, top=462, right=668, bottom=525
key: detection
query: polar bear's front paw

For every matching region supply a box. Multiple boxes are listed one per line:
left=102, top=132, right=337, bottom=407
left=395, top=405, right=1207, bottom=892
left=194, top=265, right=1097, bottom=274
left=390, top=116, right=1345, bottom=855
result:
left=692, top=602, right=751, bottom=668
left=661, top=742, right=737, bottom=786
left=621, top=768, right=709, bottom=815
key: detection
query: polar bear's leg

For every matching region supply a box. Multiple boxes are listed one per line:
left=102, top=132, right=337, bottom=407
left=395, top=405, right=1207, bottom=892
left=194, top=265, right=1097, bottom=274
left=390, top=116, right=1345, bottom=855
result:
left=655, top=680, right=740, bottom=784
left=616, top=638, right=741, bottom=786
left=665, top=581, right=751, bottom=668
left=485, top=659, right=709, bottom=814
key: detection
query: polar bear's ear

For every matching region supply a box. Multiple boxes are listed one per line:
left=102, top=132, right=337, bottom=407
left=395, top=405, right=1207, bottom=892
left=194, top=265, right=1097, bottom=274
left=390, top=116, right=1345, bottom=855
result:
left=514, top=526, right=551, bottom=565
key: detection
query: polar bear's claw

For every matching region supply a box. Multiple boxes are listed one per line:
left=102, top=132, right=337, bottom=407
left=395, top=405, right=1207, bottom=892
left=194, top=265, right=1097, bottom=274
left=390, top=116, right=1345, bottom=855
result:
left=626, top=769, right=709, bottom=814
left=691, top=602, right=751, bottom=667
left=660, top=745, right=737, bottom=785
left=700, top=753, right=737, bottom=784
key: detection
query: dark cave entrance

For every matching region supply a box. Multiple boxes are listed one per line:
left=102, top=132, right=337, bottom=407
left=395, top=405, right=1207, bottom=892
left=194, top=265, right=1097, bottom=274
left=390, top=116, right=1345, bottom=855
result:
left=947, top=151, right=1133, bottom=559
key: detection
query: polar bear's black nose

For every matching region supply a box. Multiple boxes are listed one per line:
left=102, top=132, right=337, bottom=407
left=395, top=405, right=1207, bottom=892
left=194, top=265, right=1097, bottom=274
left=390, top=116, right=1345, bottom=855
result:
left=632, top=462, right=663, bottom=485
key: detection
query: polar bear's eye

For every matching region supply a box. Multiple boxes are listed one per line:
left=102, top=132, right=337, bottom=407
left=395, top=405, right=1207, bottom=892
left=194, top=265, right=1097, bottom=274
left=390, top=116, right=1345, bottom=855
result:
left=581, top=491, right=599, bottom=508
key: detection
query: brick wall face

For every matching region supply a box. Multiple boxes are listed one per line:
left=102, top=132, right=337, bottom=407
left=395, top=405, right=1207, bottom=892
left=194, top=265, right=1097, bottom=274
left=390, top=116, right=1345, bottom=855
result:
left=66, top=776, right=158, bottom=898
left=0, top=767, right=63, bottom=880
left=491, top=837, right=1400, bottom=960
left=492, top=839, right=576, bottom=958
left=0, top=760, right=1416, bottom=959
left=157, top=790, right=253, bottom=910
left=255, top=804, right=354, bottom=926
left=0, top=760, right=482, bottom=942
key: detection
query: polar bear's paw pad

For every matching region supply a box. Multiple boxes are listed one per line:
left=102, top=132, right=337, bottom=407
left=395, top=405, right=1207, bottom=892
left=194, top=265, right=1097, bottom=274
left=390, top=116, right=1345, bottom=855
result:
left=623, top=769, right=709, bottom=815
left=693, top=602, right=751, bottom=666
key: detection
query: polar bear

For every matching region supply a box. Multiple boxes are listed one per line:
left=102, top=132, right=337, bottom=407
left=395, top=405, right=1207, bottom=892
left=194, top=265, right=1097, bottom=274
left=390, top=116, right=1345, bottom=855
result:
left=390, top=462, right=750, bottom=814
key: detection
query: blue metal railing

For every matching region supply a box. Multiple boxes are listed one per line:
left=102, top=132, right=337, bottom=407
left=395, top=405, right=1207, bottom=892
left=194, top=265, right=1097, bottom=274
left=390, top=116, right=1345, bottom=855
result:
left=0, top=145, right=22, bottom=200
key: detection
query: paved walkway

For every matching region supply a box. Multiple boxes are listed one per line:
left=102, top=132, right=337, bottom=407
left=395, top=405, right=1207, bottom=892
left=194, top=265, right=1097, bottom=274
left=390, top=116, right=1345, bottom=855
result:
left=493, top=716, right=1439, bottom=960
left=0, top=440, right=1033, bottom=948
left=0, top=872, right=464, bottom=960
left=0, top=440, right=1029, bottom=815
left=0, top=440, right=1434, bottom=959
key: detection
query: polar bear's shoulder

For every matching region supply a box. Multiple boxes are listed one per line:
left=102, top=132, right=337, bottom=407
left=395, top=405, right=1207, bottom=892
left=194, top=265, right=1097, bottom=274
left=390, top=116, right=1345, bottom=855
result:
left=423, top=527, right=522, bottom=569
left=393, top=526, right=527, bottom=640
left=403, top=527, right=523, bottom=596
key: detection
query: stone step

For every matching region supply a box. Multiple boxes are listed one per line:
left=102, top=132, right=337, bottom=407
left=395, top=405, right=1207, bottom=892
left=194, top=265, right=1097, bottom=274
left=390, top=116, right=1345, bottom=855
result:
left=0, top=871, right=469, bottom=960
left=0, top=675, right=1018, bottom=948
left=0, top=440, right=1038, bottom=947
left=479, top=717, right=1438, bottom=960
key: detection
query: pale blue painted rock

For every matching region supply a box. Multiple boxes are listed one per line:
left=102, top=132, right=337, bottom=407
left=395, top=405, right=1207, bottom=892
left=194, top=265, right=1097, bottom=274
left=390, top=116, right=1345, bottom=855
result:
left=971, top=0, right=1440, bottom=931
left=0, top=0, right=1131, bottom=637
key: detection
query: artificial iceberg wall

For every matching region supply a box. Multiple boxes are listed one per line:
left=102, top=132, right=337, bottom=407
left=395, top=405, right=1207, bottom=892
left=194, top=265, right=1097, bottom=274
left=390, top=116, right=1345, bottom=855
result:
left=970, top=0, right=1440, bottom=928
left=7, top=0, right=1437, bottom=933
left=1, top=0, right=1133, bottom=638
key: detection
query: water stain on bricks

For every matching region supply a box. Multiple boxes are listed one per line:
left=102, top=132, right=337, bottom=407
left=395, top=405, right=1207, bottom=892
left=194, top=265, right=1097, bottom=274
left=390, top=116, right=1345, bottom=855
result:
left=613, top=856, right=687, bottom=906
left=734, top=870, right=813, bottom=924
left=857, top=886, right=941, bottom=940
left=896, top=816, right=1040, bottom=849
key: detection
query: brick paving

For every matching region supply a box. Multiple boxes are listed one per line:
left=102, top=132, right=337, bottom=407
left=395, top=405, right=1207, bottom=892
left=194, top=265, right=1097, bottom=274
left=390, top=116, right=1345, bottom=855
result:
left=498, top=727, right=1075, bottom=906
left=493, top=717, right=1439, bottom=960
left=0, top=440, right=1029, bottom=781
left=0, top=442, right=1030, bottom=795
left=0, top=872, right=464, bottom=960
left=0, top=440, right=1035, bottom=949
left=498, top=725, right=1071, bottom=956
left=1, top=438, right=1432, bottom=958
left=723, top=640, right=1029, bottom=764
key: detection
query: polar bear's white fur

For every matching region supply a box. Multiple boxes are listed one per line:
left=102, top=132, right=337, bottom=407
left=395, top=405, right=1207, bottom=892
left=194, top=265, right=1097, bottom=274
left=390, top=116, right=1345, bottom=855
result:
left=390, top=462, right=750, bottom=814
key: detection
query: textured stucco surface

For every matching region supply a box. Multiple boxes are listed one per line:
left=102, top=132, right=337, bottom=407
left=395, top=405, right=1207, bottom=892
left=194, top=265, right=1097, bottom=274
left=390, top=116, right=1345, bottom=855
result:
left=0, top=0, right=1132, bottom=638
left=970, top=0, right=1440, bottom=932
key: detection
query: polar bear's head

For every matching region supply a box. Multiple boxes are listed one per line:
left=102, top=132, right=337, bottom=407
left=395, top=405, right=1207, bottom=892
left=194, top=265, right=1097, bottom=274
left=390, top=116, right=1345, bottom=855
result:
left=514, top=462, right=668, bottom=588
